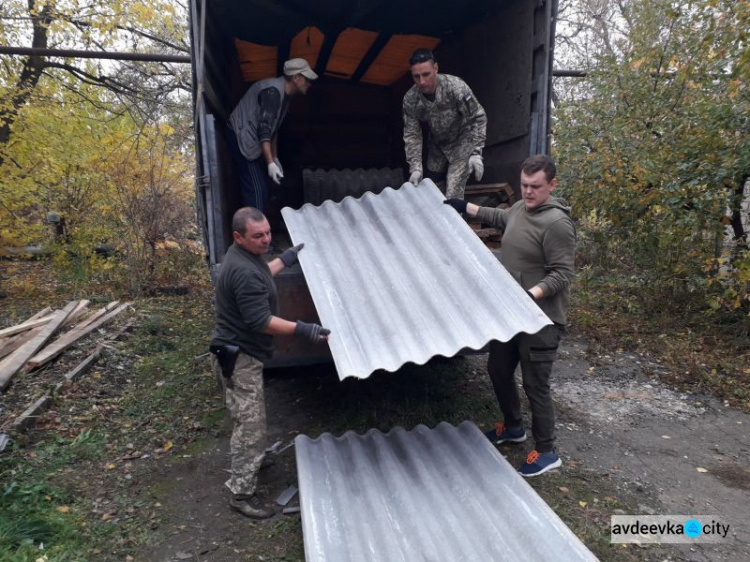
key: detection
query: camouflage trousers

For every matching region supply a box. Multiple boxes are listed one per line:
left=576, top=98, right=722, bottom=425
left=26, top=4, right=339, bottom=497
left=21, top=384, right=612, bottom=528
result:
left=215, top=352, right=268, bottom=496
left=425, top=140, right=474, bottom=199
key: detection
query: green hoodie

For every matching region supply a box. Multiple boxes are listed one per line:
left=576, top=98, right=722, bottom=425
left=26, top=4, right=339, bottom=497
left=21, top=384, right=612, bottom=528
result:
left=476, top=197, right=576, bottom=325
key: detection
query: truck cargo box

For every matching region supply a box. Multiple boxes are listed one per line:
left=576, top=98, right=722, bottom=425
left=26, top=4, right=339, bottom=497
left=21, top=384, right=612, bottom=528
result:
left=190, top=0, right=559, bottom=367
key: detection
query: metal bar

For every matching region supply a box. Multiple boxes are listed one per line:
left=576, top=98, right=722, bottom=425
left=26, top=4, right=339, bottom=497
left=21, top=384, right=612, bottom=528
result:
left=314, top=31, right=339, bottom=77
left=0, top=45, right=189, bottom=63
left=553, top=68, right=587, bottom=77
left=544, top=0, right=560, bottom=155
left=351, top=33, right=391, bottom=83
left=277, top=41, right=290, bottom=76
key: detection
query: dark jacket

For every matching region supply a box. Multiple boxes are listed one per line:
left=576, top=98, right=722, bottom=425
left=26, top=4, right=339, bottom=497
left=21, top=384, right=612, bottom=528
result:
left=211, top=244, right=278, bottom=361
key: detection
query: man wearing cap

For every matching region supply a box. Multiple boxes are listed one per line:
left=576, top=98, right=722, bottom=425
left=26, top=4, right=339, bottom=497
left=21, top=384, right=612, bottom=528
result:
left=403, top=48, right=487, bottom=199
left=226, top=58, right=318, bottom=213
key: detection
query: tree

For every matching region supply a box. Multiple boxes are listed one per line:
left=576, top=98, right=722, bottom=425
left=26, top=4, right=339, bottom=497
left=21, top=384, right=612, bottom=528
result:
left=0, top=0, right=190, bottom=158
left=0, top=1, right=197, bottom=294
left=554, top=0, right=749, bottom=312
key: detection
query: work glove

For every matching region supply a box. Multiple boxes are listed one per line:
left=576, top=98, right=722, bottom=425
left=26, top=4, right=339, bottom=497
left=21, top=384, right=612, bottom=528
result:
left=443, top=198, right=468, bottom=214
left=280, top=243, right=304, bottom=268
left=408, top=170, right=422, bottom=185
left=273, top=157, right=283, bottom=175
left=268, top=162, right=284, bottom=185
left=468, top=155, right=484, bottom=182
left=294, top=321, right=331, bottom=344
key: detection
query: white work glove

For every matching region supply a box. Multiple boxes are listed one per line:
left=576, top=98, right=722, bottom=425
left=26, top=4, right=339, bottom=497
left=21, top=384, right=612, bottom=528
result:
left=268, top=161, right=284, bottom=185
left=408, top=170, right=422, bottom=185
left=273, top=157, right=283, bottom=175
left=468, top=155, right=484, bottom=182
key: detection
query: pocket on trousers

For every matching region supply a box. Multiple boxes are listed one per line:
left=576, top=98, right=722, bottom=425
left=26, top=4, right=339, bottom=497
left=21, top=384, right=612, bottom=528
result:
left=529, top=347, right=557, bottom=362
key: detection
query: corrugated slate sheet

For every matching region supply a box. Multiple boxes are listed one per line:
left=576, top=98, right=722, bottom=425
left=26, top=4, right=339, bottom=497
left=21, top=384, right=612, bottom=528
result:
left=295, top=421, right=598, bottom=562
left=281, top=180, right=552, bottom=380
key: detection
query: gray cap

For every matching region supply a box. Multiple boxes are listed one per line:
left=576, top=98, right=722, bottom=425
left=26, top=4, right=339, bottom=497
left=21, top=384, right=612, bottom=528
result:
left=283, top=58, right=318, bottom=80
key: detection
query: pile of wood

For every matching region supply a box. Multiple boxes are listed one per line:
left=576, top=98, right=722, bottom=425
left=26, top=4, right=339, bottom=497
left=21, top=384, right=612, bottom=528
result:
left=464, top=182, right=515, bottom=248
left=0, top=299, right=131, bottom=393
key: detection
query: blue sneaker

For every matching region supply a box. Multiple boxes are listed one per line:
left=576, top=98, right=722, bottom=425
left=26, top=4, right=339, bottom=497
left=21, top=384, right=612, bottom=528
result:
left=483, top=423, right=527, bottom=445
left=519, top=450, right=562, bottom=477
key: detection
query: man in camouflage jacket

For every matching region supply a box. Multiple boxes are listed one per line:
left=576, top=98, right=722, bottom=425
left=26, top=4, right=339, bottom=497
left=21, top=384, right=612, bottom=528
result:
left=402, top=48, right=487, bottom=199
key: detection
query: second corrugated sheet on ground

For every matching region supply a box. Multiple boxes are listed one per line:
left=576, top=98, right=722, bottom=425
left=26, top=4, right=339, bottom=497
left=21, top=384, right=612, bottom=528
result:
left=281, top=180, right=551, bottom=380
left=295, top=422, right=598, bottom=562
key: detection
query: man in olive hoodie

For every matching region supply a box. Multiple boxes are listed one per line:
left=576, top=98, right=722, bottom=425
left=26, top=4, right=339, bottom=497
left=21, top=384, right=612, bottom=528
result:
left=444, top=154, right=575, bottom=477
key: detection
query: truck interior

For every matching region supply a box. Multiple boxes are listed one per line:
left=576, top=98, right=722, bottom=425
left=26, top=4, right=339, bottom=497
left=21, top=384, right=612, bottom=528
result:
left=192, top=0, right=557, bottom=264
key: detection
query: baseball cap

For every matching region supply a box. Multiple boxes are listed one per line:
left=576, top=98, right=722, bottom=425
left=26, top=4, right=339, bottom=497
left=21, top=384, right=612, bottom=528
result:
left=283, top=58, right=318, bottom=80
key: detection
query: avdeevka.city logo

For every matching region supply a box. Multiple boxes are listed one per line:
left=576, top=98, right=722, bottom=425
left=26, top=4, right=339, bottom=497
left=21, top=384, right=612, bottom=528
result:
left=610, top=515, right=731, bottom=544
left=684, top=519, right=702, bottom=538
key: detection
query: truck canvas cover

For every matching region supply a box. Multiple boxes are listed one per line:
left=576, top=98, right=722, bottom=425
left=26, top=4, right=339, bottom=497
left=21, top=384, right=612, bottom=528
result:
left=281, top=180, right=552, bottom=380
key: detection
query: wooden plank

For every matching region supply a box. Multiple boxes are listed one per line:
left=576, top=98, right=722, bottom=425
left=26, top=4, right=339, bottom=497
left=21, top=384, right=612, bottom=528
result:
left=53, top=345, right=104, bottom=394
left=10, top=393, right=52, bottom=432
left=0, top=301, right=79, bottom=391
left=0, top=312, right=56, bottom=338
left=70, top=301, right=120, bottom=332
left=63, top=300, right=91, bottom=326
left=27, top=302, right=132, bottom=369
left=0, top=326, right=44, bottom=360
left=24, top=307, right=53, bottom=322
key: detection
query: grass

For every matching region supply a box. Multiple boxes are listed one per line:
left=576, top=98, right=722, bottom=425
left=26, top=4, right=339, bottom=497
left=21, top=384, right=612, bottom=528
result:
left=570, top=269, right=750, bottom=412
left=0, top=259, right=221, bottom=560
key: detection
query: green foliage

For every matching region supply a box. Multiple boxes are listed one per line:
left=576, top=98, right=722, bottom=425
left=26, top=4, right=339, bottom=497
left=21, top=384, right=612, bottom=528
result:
left=555, top=0, right=750, bottom=316
left=0, top=79, right=199, bottom=294
left=0, top=1, right=196, bottom=296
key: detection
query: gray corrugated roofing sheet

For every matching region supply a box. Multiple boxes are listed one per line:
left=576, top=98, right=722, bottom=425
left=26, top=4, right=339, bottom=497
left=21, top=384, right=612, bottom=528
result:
left=295, top=421, right=598, bottom=562
left=281, top=180, right=552, bottom=380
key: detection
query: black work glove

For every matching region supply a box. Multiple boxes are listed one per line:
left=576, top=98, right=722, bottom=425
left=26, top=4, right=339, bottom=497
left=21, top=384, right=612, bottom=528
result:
left=280, top=243, right=305, bottom=267
left=294, top=321, right=331, bottom=344
left=443, top=198, right=468, bottom=214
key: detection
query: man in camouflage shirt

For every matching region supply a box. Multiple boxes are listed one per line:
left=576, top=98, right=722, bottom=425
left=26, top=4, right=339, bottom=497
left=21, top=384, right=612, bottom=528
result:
left=402, top=48, right=487, bottom=199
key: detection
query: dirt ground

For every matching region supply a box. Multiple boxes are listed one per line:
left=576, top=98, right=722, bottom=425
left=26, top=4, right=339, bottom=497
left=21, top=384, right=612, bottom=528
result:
left=136, top=338, right=750, bottom=562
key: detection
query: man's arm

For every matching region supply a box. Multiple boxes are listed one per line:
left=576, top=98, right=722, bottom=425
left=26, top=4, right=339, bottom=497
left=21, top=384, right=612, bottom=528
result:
left=264, top=316, right=330, bottom=343
left=256, top=87, right=282, bottom=164
left=444, top=198, right=510, bottom=230
left=456, top=81, right=487, bottom=157
left=257, top=87, right=284, bottom=183
left=536, top=217, right=576, bottom=299
left=267, top=244, right=304, bottom=276
left=402, top=94, right=423, bottom=177
left=264, top=316, right=300, bottom=336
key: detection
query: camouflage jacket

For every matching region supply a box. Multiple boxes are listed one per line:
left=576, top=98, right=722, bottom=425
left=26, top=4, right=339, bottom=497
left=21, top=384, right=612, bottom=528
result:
left=402, top=74, right=487, bottom=174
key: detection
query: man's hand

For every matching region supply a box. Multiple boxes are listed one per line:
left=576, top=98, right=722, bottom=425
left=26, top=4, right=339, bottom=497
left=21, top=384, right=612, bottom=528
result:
left=294, top=321, right=330, bottom=344
left=273, top=157, right=284, bottom=175
left=280, top=243, right=304, bottom=268
left=443, top=198, right=468, bottom=214
left=408, top=170, right=422, bottom=185
left=468, top=155, right=484, bottom=181
left=268, top=162, right=284, bottom=184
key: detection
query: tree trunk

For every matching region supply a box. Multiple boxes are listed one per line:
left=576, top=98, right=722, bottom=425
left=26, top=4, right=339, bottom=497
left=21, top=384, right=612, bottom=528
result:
left=0, top=2, right=52, bottom=159
left=729, top=175, right=748, bottom=244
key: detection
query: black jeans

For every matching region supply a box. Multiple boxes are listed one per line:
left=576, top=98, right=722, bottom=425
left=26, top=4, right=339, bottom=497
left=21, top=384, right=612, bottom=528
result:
left=487, top=324, right=564, bottom=453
